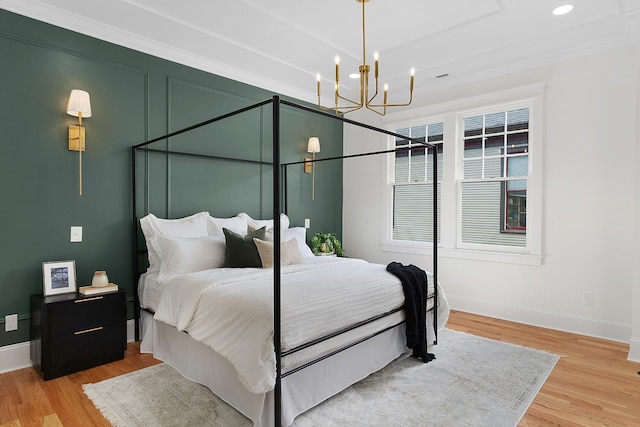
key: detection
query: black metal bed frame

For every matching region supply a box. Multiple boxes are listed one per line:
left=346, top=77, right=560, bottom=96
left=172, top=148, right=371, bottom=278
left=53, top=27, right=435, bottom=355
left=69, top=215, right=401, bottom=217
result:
left=131, top=96, right=438, bottom=427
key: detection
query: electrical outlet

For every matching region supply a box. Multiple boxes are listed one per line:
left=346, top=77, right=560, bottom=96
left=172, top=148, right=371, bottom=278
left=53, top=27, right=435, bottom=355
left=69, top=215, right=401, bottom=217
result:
left=5, top=314, right=18, bottom=332
left=583, top=292, right=594, bottom=306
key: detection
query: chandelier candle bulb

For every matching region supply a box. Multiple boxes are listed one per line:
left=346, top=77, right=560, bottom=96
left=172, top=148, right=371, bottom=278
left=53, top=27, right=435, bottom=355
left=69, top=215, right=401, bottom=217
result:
left=374, top=52, right=379, bottom=77
left=410, top=68, right=415, bottom=91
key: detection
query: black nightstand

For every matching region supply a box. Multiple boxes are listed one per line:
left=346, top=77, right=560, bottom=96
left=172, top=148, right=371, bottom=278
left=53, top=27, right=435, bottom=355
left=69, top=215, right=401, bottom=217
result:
left=30, top=289, right=127, bottom=380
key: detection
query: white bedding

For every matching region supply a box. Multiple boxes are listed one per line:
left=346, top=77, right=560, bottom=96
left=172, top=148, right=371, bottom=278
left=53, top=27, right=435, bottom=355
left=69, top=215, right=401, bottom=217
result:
left=151, top=257, right=448, bottom=395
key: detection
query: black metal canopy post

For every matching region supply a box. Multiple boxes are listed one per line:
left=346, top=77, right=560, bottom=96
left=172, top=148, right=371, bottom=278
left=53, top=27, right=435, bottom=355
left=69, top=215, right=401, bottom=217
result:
left=432, top=144, right=439, bottom=344
left=272, top=96, right=283, bottom=427
left=131, top=145, right=140, bottom=341
left=282, top=164, right=288, bottom=215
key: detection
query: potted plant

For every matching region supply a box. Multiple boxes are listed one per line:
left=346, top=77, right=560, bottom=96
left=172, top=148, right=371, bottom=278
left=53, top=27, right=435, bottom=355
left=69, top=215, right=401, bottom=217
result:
left=310, top=232, right=345, bottom=256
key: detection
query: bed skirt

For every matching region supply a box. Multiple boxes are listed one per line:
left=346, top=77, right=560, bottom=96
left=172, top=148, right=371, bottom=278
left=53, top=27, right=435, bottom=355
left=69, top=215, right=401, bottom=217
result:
left=139, top=310, right=424, bottom=426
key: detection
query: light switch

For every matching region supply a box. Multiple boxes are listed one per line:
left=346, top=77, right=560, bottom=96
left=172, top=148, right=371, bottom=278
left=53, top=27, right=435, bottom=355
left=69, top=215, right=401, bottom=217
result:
left=5, top=314, right=18, bottom=332
left=70, top=226, right=83, bottom=242
left=304, top=219, right=310, bottom=228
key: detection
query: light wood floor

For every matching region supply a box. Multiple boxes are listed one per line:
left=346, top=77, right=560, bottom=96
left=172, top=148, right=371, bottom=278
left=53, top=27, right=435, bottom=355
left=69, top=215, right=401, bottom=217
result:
left=1, top=310, right=639, bottom=426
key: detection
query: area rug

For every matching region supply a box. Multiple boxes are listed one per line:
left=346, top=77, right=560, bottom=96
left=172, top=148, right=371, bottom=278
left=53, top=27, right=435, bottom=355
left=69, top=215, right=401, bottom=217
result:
left=83, top=329, right=559, bottom=426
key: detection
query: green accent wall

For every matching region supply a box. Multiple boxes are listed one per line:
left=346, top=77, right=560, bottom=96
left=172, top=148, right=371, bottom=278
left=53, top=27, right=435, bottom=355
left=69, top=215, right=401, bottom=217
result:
left=0, top=9, right=343, bottom=347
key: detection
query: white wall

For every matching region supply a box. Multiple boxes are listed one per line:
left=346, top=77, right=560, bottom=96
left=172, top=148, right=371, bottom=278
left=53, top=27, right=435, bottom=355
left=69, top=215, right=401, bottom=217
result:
left=343, top=46, right=638, bottom=345
left=630, top=43, right=640, bottom=362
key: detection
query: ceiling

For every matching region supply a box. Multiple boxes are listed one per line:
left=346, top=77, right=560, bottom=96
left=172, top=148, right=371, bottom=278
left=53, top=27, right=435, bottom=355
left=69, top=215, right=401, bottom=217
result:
left=1, top=0, right=639, bottom=109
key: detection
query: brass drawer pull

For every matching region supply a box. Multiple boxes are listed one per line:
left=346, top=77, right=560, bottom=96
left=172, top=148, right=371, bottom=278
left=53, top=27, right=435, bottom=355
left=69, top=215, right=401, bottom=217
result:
left=75, top=296, right=104, bottom=303
left=74, top=326, right=104, bottom=335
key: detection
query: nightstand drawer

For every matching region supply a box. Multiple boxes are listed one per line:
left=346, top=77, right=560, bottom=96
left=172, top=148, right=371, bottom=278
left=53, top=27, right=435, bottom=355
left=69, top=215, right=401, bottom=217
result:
left=50, top=323, right=124, bottom=368
left=49, top=293, right=123, bottom=336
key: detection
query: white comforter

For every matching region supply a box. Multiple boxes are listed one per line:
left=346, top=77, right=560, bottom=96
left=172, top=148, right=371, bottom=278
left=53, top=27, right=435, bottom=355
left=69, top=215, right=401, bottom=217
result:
left=153, top=257, right=446, bottom=394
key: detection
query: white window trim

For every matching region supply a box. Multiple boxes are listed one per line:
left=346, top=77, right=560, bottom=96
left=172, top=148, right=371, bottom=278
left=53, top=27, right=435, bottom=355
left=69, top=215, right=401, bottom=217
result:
left=380, top=83, right=545, bottom=266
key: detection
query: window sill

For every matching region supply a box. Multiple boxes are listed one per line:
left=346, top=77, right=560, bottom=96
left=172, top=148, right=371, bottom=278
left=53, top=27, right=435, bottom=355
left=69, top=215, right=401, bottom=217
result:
left=380, top=244, right=542, bottom=266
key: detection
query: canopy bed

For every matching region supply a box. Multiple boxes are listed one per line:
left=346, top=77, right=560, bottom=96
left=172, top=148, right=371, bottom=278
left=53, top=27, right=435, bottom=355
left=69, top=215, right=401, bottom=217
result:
left=131, top=96, right=449, bottom=426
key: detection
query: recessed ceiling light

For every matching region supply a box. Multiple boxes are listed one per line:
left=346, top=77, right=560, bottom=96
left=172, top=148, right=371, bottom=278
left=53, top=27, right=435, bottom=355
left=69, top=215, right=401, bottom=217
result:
left=552, top=4, right=574, bottom=15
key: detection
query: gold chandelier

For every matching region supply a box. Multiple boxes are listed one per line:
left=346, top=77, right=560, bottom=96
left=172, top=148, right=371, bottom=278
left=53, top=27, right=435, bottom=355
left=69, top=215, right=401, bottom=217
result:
left=316, top=0, right=414, bottom=116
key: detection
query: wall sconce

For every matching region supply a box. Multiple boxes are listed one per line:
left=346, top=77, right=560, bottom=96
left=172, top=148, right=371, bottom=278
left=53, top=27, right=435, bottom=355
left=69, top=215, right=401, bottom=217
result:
left=67, top=89, right=92, bottom=195
left=304, top=137, right=320, bottom=199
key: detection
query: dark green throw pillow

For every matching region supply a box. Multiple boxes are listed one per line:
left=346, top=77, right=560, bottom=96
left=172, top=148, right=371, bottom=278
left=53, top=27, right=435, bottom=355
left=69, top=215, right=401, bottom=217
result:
left=223, top=226, right=266, bottom=268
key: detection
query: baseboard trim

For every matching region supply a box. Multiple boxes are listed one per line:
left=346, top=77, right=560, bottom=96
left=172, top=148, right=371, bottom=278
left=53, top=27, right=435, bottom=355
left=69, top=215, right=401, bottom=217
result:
left=0, top=319, right=138, bottom=375
left=0, top=341, right=31, bottom=374
left=127, top=317, right=136, bottom=344
left=447, top=295, right=632, bottom=344
left=628, top=337, right=640, bottom=362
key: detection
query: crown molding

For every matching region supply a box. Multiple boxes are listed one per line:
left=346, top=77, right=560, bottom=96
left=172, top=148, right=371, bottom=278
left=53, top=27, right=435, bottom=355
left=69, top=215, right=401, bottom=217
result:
left=1, top=0, right=638, bottom=109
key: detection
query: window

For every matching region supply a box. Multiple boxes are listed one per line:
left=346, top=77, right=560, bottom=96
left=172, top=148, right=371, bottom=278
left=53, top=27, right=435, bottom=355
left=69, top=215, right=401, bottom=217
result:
left=461, top=107, right=529, bottom=247
left=391, top=123, right=443, bottom=243
left=384, top=84, right=542, bottom=263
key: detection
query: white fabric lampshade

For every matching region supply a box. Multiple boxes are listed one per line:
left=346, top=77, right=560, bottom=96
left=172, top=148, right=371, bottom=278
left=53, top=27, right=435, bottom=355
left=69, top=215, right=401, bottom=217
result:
left=67, top=89, right=92, bottom=118
left=307, top=137, right=320, bottom=154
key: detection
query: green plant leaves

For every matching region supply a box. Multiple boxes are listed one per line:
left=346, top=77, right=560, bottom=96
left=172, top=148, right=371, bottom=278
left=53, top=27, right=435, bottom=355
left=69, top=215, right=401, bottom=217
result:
left=310, top=232, right=345, bottom=256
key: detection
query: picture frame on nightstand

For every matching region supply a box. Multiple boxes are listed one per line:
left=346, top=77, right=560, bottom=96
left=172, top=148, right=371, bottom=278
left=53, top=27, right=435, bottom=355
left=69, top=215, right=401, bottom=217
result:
left=42, top=260, right=77, bottom=296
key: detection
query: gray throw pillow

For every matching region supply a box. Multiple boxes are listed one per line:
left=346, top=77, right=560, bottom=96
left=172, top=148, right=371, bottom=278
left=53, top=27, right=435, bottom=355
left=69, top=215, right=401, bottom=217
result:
left=223, top=226, right=266, bottom=268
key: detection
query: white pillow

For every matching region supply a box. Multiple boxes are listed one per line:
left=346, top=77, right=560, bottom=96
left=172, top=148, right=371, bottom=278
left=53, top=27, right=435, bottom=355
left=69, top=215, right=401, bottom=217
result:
left=253, top=238, right=304, bottom=268
left=140, top=212, right=209, bottom=272
left=237, top=212, right=290, bottom=231
left=207, top=215, right=248, bottom=236
left=284, top=227, right=314, bottom=258
left=154, top=235, right=226, bottom=277
left=248, top=223, right=286, bottom=243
